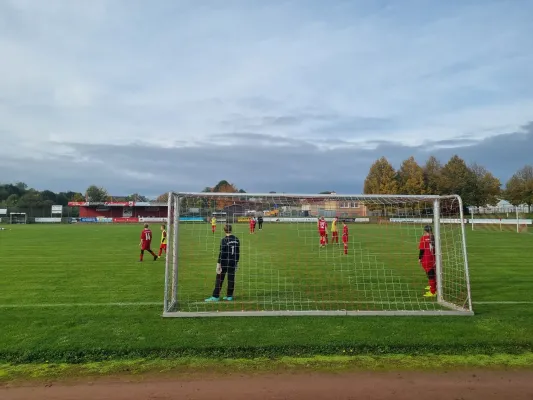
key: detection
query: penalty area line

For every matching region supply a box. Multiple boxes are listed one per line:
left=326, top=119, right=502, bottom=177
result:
left=0, top=300, right=532, bottom=309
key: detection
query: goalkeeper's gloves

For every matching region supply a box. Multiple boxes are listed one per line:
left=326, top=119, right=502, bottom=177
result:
left=216, top=263, right=222, bottom=274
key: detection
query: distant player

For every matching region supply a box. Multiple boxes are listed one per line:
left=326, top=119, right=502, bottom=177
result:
left=257, top=215, right=264, bottom=230
left=249, top=217, right=256, bottom=234
left=342, top=220, right=349, bottom=255
left=205, top=224, right=241, bottom=302
left=211, top=216, right=217, bottom=234
left=318, top=216, right=328, bottom=247
left=158, top=224, right=167, bottom=257
left=331, top=217, right=339, bottom=244
left=139, top=224, right=158, bottom=262
left=419, top=225, right=436, bottom=297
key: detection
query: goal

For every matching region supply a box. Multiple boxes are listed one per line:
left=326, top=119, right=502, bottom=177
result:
left=469, top=206, right=532, bottom=233
left=163, top=193, right=473, bottom=317
left=10, top=213, right=27, bottom=224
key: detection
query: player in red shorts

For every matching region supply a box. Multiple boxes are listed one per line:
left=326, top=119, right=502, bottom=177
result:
left=249, top=217, right=256, bottom=234
left=139, top=224, right=158, bottom=262
left=318, top=216, right=328, bottom=247
left=158, top=224, right=167, bottom=257
left=342, top=220, right=349, bottom=255
left=419, top=225, right=436, bottom=297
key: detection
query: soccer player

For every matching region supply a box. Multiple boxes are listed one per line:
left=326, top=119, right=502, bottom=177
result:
left=139, top=224, right=158, bottom=262
left=211, top=215, right=217, bottom=234
left=249, top=217, right=256, bottom=234
left=342, top=220, right=349, bottom=255
left=331, top=216, right=339, bottom=244
left=158, top=224, right=167, bottom=257
left=205, top=224, right=240, bottom=302
left=318, top=216, right=328, bottom=247
left=419, top=225, right=436, bottom=297
left=257, top=215, right=263, bottom=230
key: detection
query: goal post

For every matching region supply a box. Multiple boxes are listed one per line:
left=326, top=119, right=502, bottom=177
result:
left=163, top=192, right=473, bottom=317
left=9, top=213, right=27, bottom=224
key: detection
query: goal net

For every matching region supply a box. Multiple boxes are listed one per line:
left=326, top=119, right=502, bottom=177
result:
left=469, top=206, right=532, bottom=233
left=9, top=213, right=27, bottom=224
left=163, top=193, right=473, bottom=317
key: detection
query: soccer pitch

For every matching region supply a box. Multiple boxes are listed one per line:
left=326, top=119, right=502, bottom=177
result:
left=0, top=223, right=532, bottom=368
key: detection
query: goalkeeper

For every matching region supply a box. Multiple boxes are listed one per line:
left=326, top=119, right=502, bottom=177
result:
left=419, top=225, right=437, bottom=297
left=205, top=224, right=240, bottom=302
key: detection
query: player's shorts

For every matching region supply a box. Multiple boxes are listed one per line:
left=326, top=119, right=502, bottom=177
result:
left=342, top=235, right=348, bottom=243
left=332, top=231, right=338, bottom=237
left=319, top=230, right=326, bottom=237
left=421, top=261, right=435, bottom=272
left=160, top=243, right=167, bottom=250
left=141, top=242, right=152, bottom=251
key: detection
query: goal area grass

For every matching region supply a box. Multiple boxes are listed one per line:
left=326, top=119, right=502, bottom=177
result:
left=0, top=223, right=532, bottom=376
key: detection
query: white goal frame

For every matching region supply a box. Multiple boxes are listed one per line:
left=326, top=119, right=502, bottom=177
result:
left=163, top=192, right=473, bottom=317
left=9, top=213, right=27, bottom=224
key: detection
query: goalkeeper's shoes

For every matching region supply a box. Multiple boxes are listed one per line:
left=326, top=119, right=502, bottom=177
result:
left=423, top=291, right=436, bottom=297
left=425, top=286, right=430, bottom=290
left=205, top=296, right=220, bottom=302
left=223, top=296, right=233, bottom=301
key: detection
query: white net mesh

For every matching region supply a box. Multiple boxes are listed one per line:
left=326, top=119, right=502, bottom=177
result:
left=163, top=193, right=472, bottom=316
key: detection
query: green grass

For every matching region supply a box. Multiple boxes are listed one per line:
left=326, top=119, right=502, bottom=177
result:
left=0, top=223, right=532, bottom=379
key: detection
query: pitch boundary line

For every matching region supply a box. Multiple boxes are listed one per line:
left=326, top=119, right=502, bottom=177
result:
left=0, top=300, right=531, bottom=309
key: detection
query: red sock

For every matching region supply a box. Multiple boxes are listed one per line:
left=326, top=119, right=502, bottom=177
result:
left=320, top=237, right=325, bottom=246
left=344, top=244, right=348, bottom=254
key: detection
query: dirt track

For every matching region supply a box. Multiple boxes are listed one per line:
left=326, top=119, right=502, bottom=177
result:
left=2, top=370, right=533, bottom=400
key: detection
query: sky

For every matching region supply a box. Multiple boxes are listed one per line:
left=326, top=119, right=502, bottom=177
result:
left=1, top=0, right=532, bottom=197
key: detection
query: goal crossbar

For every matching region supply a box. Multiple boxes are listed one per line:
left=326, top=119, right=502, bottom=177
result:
left=163, top=192, right=473, bottom=317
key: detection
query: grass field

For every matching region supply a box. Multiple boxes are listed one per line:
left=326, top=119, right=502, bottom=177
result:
left=0, top=222, right=532, bottom=379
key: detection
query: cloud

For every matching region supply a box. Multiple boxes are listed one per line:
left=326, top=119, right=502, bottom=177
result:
left=0, top=0, right=532, bottom=195
left=1, top=123, right=531, bottom=197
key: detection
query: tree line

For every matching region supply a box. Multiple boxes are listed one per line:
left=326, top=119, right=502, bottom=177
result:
left=2, top=160, right=532, bottom=212
left=363, top=155, right=533, bottom=211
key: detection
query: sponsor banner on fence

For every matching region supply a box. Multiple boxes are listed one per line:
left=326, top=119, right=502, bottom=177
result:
left=237, top=217, right=251, bottom=222
left=79, top=217, right=98, bottom=223
left=344, top=218, right=370, bottom=223
left=113, top=217, right=139, bottom=223
left=96, top=217, right=113, bottom=223
left=180, top=217, right=205, bottom=222
left=139, top=217, right=168, bottom=223
left=0, top=209, right=7, bottom=215
left=263, top=217, right=319, bottom=223
left=35, top=217, right=62, bottom=223
left=389, top=218, right=467, bottom=224
left=472, top=218, right=532, bottom=225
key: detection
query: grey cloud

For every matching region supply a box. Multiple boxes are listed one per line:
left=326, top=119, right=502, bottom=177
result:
left=1, top=124, right=532, bottom=196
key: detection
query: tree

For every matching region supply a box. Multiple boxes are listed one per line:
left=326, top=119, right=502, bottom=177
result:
left=363, top=157, right=398, bottom=194
left=17, top=190, right=43, bottom=208
left=423, top=156, right=442, bottom=194
left=6, top=194, right=18, bottom=207
left=85, top=185, right=108, bottom=202
left=40, top=190, right=57, bottom=203
left=398, top=157, right=425, bottom=195
left=504, top=175, right=524, bottom=207
left=156, top=193, right=169, bottom=202
left=127, top=193, right=148, bottom=202
left=439, top=155, right=474, bottom=205
left=504, top=165, right=533, bottom=212
left=211, top=180, right=239, bottom=209
left=468, top=163, right=501, bottom=207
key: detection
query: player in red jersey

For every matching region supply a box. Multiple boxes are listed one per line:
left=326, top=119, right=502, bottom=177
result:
left=139, top=224, right=158, bottom=262
left=419, top=225, right=436, bottom=297
left=342, top=220, right=348, bottom=255
left=249, top=217, right=256, bottom=234
left=158, top=224, right=167, bottom=257
left=318, top=216, right=328, bottom=247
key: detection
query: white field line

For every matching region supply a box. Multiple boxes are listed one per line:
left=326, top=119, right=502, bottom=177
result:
left=0, top=300, right=531, bottom=309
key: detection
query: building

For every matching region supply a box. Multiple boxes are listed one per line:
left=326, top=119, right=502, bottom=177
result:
left=68, top=201, right=168, bottom=222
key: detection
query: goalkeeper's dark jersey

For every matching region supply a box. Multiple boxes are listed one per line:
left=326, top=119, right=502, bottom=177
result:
left=218, top=234, right=240, bottom=267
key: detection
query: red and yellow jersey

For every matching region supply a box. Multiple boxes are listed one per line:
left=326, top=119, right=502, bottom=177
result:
left=161, top=230, right=167, bottom=244
left=331, top=220, right=337, bottom=232
left=211, top=217, right=217, bottom=226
